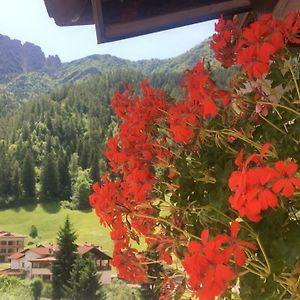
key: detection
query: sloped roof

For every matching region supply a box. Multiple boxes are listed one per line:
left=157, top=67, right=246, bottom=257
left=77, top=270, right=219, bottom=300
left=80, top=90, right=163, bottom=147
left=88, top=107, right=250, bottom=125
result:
left=0, top=230, right=26, bottom=238
left=77, top=244, right=112, bottom=260
left=8, top=252, right=25, bottom=260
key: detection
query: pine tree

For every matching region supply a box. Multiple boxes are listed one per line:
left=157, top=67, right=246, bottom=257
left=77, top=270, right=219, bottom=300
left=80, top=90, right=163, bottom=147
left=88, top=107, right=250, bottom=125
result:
left=65, top=255, right=105, bottom=300
left=21, top=150, right=35, bottom=199
left=52, top=217, right=78, bottom=300
left=68, top=153, right=79, bottom=185
left=57, top=151, right=71, bottom=199
left=89, top=153, right=100, bottom=183
left=40, top=153, right=59, bottom=201
left=11, top=162, right=21, bottom=200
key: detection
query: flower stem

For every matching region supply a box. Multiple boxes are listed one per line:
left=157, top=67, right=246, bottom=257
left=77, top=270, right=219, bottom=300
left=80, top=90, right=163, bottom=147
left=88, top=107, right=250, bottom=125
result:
left=256, top=235, right=271, bottom=274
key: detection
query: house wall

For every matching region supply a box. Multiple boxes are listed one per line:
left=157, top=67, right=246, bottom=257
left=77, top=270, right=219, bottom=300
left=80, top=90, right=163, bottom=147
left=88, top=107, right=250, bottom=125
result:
left=0, top=237, right=25, bottom=261
left=11, top=256, right=25, bottom=270
left=23, top=251, right=41, bottom=279
left=100, top=270, right=111, bottom=285
left=31, top=268, right=52, bottom=276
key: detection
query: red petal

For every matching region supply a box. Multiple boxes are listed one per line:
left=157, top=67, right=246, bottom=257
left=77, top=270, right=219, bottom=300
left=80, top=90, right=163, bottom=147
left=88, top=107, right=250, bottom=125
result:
left=260, top=143, right=271, bottom=160
left=235, top=150, right=244, bottom=168
left=239, top=240, right=257, bottom=250
left=283, top=181, right=294, bottom=197
left=272, top=179, right=285, bottom=194
left=201, top=229, right=209, bottom=244
left=234, top=247, right=246, bottom=267
left=160, top=251, right=172, bottom=265
left=259, top=42, right=275, bottom=62
left=259, top=189, right=278, bottom=209
left=188, top=241, right=202, bottom=253
left=291, top=177, right=300, bottom=189
left=274, top=161, right=286, bottom=174
left=230, top=221, right=239, bottom=239
left=286, top=161, right=298, bottom=176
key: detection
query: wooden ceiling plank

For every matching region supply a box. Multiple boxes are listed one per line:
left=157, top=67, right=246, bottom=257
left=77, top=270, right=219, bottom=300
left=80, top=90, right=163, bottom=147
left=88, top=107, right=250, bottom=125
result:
left=44, top=0, right=92, bottom=26
left=104, top=0, right=252, bottom=42
left=273, top=0, right=300, bottom=19
left=91, top=0, right=106, bottom=43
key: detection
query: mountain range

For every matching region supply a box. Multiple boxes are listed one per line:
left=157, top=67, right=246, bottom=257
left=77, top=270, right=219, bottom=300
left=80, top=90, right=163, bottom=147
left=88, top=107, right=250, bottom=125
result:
left=0, top=33, right=215, bottom=100
left=0, top=32, right=231, bottom=210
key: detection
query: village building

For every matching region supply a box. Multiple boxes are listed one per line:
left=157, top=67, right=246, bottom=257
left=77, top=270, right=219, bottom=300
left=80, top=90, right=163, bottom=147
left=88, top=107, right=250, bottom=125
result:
left=1, top=243, right=112, bottom=284
left=0, top=231, right=26, bottom=262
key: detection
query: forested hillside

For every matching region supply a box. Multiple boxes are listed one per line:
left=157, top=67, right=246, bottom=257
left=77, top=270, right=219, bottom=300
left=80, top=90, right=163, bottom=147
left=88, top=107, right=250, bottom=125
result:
left=0, top=35, right=228, bottom=209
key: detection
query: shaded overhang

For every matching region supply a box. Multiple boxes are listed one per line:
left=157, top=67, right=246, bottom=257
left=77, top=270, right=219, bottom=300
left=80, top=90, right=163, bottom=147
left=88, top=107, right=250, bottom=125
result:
left=43, top=0, right=299, bottom=43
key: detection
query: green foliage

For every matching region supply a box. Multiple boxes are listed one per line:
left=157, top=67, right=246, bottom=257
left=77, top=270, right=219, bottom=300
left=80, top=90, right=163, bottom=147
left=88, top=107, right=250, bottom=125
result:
left=52, top=217, right=78, bottom=300
left=0, top=276, right=32, bottom=300
left=0, top=90, right=19, bottom=117
left=41, top=282, right=52, bottom=299
left=21, top=150, right=35, bottom=199
left=104, top=279, right=142, bottom=300
left=30, top=277, right=43, bottom=300
left=29, top=224, right=38, bottom=239
left=0, top=38, right=221, bottom=209
left=140, top=252, right=163, bottom=300
left=40, top=153, right=59, bottom=201
left=65, top=255, right=104, bottom=300
left=71, top=169, right=92, bottom=210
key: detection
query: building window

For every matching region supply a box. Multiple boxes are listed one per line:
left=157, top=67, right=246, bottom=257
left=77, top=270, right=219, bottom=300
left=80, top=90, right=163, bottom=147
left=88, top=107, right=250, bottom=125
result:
left=0, top=249, right=6, bottom=253
left=43, top=275, right=51, bottom=281
left=0, top=241, right=7, bottom=245
left=7, top=241, right=14, bottom=246
left=8, top=249, right=14, bottom=253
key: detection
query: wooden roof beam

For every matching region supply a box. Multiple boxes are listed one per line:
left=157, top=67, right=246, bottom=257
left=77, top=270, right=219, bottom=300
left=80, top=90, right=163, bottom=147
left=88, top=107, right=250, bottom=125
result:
left=44, top=0, right=93, bottom=26
left=92, top=0, right=252, bottom=43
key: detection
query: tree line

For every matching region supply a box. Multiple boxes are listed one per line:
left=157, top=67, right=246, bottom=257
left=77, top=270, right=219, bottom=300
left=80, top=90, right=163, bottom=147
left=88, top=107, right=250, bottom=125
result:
left=0, top=52, right=229, bottom=210
left=0, top=68, right=185, bottom=209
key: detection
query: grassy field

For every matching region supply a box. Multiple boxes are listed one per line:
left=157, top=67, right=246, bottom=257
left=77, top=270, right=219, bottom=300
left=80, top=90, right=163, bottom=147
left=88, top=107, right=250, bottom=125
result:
left=0, top=203, right=113, bottom=254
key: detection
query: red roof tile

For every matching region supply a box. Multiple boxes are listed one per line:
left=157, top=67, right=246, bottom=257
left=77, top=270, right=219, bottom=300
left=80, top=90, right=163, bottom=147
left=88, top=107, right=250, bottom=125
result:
left=0, top=230, right=26, bottom=238
left=8, top=252, right=25, bottom=260
left=77, top=245, right=93, bottom=256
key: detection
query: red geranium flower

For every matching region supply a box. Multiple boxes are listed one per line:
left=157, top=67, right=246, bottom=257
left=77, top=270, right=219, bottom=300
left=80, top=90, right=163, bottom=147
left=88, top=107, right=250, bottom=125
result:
left=272, top=161, right=300, bottom=197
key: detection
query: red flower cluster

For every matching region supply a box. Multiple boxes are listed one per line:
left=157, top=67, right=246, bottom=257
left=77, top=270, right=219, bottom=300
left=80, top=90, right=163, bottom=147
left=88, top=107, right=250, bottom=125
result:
left=182, top=60, right=230, bottom=119
left=211, top=12, right=300, bottom=79
left=159, top=276, right=184, bottom=300
left=210, top=16, right=241, bottom=68
left=89, top=11, right=300, bottom=293
left=236, top=14, right=285, bottom=80
left=182, top=222, right=255, bottom=300
left=167, top=101, right=198, bottom=143
left=229, top=145, right=300, bottom=222
left=90, top=81, right=171, bottom=282
left=164, top=60, right=230, bottom=144
left=112, top=247, right=148, bottom=284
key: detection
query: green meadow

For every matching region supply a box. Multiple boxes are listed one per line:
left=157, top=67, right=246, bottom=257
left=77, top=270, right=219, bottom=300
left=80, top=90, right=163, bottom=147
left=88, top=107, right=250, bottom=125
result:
left=0, top=203, right=113, bottom=254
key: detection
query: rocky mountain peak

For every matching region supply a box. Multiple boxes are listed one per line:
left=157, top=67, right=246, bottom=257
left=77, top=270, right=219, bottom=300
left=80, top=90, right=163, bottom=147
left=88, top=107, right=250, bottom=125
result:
left=0, top=34, right=61, bottom=83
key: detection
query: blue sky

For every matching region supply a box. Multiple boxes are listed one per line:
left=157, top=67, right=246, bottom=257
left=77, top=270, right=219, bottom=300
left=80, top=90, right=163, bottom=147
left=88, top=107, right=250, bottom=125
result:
left=0, top=0, right=216, bottom=62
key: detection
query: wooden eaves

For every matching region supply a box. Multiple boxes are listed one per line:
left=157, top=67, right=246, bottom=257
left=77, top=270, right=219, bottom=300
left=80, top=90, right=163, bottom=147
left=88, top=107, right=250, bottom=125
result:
left=43, top=0, right=300, bottom=44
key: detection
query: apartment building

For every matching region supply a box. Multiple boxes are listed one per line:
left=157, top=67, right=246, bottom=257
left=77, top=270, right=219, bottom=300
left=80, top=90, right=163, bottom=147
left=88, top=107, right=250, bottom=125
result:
left=0, top=231, right=26, bottom=262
